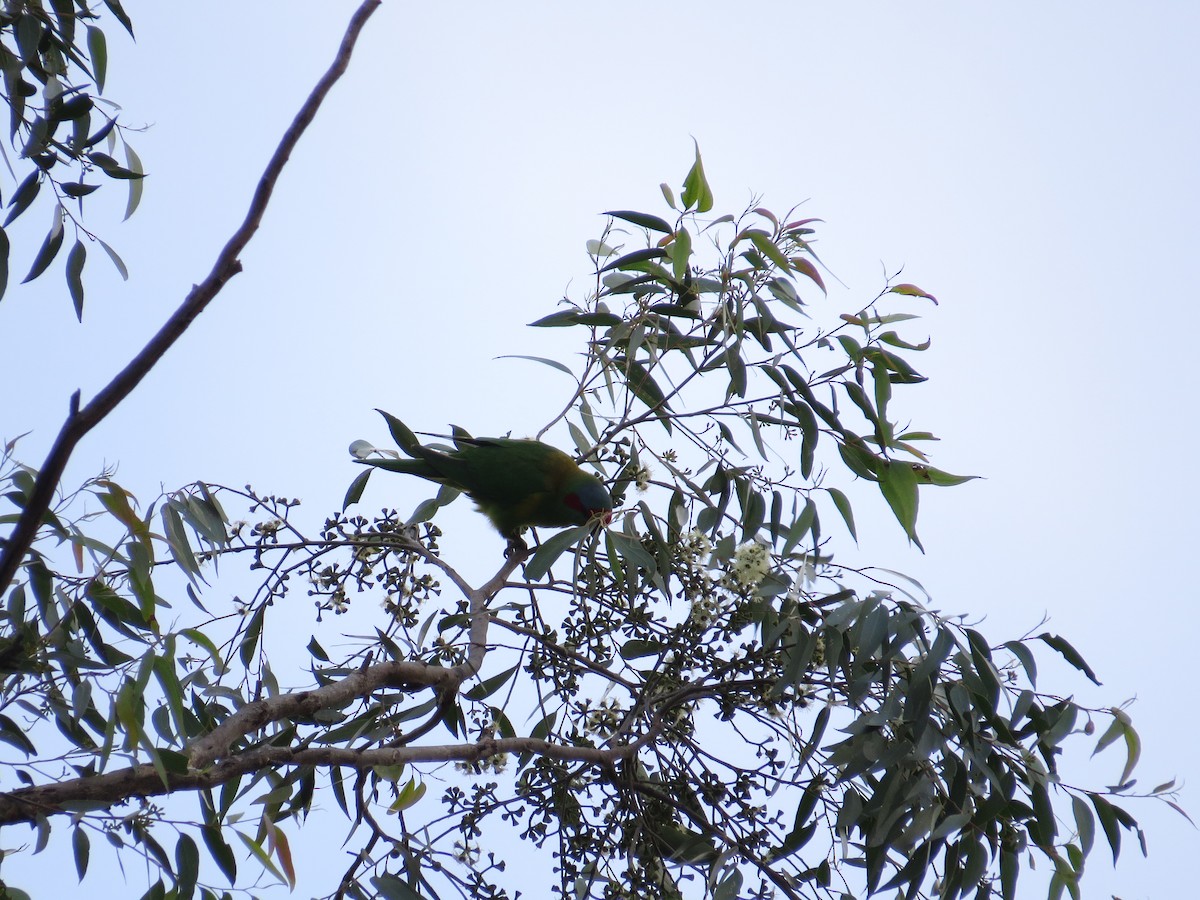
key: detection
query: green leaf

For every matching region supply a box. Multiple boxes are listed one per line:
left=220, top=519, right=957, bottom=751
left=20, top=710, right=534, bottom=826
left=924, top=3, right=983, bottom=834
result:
left=202, top=825, right=237, bottom=886
left=598, top=246, right=669, bottom=273
left=1089, top=793, right=1122, bottom=863
left=87, top=152, right=145, bottom=180
left=66, top=239, right=86, bottom=321
left=376, top=409, right=422, bottom=455
left=608, top=530, right=658, bottom=575
left=911, top=464, right=978, bottom=487
left=0, top=227, right=9, bottom=301
left=603, top=209, right=672, bottom=233
left=825, top=488, right=857, bottom=541
left=103, top=0, right=135, bottom=37
left=1001, top=639, right=1038, bottom=688
left=528, top=309, right=622, bottom=328
left=371, top=873, right=426, bottom=900
left=123, top=143, right=144, bottom=220
left=61, top=182, right=101, bottom=198
left=22, top=214, right=64, bottom=284
left=72, top=825, right=90, bottom=880
left=681, top=140, right=714, bottom=213
left=97, top=238, right=128, bottom=280
left=1037, top=633, right=1101, bottom=685
left=889, top=282, right=938, bottom=303
left=239, top=606, right=265, bottom=667
left=87, top=26, right=108, bottom=93
left=523, top=524, right=591, bottom=581
left=671, top=227, right=692, bottom=284
left=1072, top=794, right=1095, bottom=856
left=388, top=777, right=427, bottom=813
left=878, top=460, right=921, bottom=548
left=622, top=357, right=670, bottom=415
left=5, top=172, right=41, bottom=229
left=495, top=354, right=574, bottom=376
left=744, top=229, right=791, bottom=272
left=342, top=469, right=371, bottom=510
left=234, top=830, right=286, bottom=886
left=464, top=664, right=520, bottom=701
left=175, top=834, right=200, bottom=900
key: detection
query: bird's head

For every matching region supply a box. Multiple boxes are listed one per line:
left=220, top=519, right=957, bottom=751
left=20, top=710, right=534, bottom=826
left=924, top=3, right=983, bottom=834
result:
left=564, top=477, right=614, bottom=528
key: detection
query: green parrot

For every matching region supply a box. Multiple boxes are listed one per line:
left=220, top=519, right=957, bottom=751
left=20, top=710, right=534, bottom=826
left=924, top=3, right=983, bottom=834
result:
left=358, top=411, right=613, bottom=553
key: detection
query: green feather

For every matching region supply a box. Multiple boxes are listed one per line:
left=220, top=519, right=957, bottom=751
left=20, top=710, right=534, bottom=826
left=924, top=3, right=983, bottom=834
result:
left=361, top=415, right=612, bottom=544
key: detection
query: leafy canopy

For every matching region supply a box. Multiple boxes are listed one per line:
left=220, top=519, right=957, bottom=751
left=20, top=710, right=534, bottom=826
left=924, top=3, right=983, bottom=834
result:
left=0, top=143, right=1176, bottom=900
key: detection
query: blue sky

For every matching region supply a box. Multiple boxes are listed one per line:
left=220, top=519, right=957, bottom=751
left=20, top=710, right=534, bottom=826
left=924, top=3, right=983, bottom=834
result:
left=3, top=3, right=1197, bottom=896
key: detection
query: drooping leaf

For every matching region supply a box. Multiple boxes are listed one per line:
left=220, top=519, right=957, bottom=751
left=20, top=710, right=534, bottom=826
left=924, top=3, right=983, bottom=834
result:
left=878, top=459, right=921, bottom=548
left=1038, top=633, right=1101, bottom=685
left=123, top=142, right=144, bottom=219
left=826, top=487, right=857, bottom=541
left=65, top=239, right=85, bottom=320
left=87, top=26, right=108, bottom=93
left=889, top=283, right=938, bottom=304
left=4, top=172, right=41, bottom=229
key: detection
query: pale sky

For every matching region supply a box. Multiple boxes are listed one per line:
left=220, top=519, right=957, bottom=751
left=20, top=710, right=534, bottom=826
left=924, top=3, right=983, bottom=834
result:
left=3, top=3, right=1197, bottom=897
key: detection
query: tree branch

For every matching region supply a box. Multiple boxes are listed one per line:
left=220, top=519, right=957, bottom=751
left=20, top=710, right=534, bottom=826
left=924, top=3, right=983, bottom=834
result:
left=0, top=736, right=636, bottom=827
left=186, top=656, right=453, bottom=769
left=0, top=0, right=383, bottom=596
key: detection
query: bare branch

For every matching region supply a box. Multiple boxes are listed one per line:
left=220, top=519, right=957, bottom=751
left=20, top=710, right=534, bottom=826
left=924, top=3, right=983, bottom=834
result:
left=0, top=0, right=384, bottom=596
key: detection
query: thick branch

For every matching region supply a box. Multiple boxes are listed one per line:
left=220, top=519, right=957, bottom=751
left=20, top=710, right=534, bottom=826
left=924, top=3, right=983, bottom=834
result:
left=187, top=657, right=453, bottom=769
left=0, top=736, right=632, bottom=827
left=0, top=0, right=383, bottom=596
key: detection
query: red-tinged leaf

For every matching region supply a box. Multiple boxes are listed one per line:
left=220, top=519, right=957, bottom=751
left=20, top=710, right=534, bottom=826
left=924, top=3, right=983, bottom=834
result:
left=890, top=283, right=938, bottom=304
left=269, top=824, right=296, bottom=889
left=752, top=207, right=778, bottom=229
left=603, top=209, right=672, bottom=233
left=66, top=239, right=85, bottom=321
left=791, top=257, right=826, bottom=293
